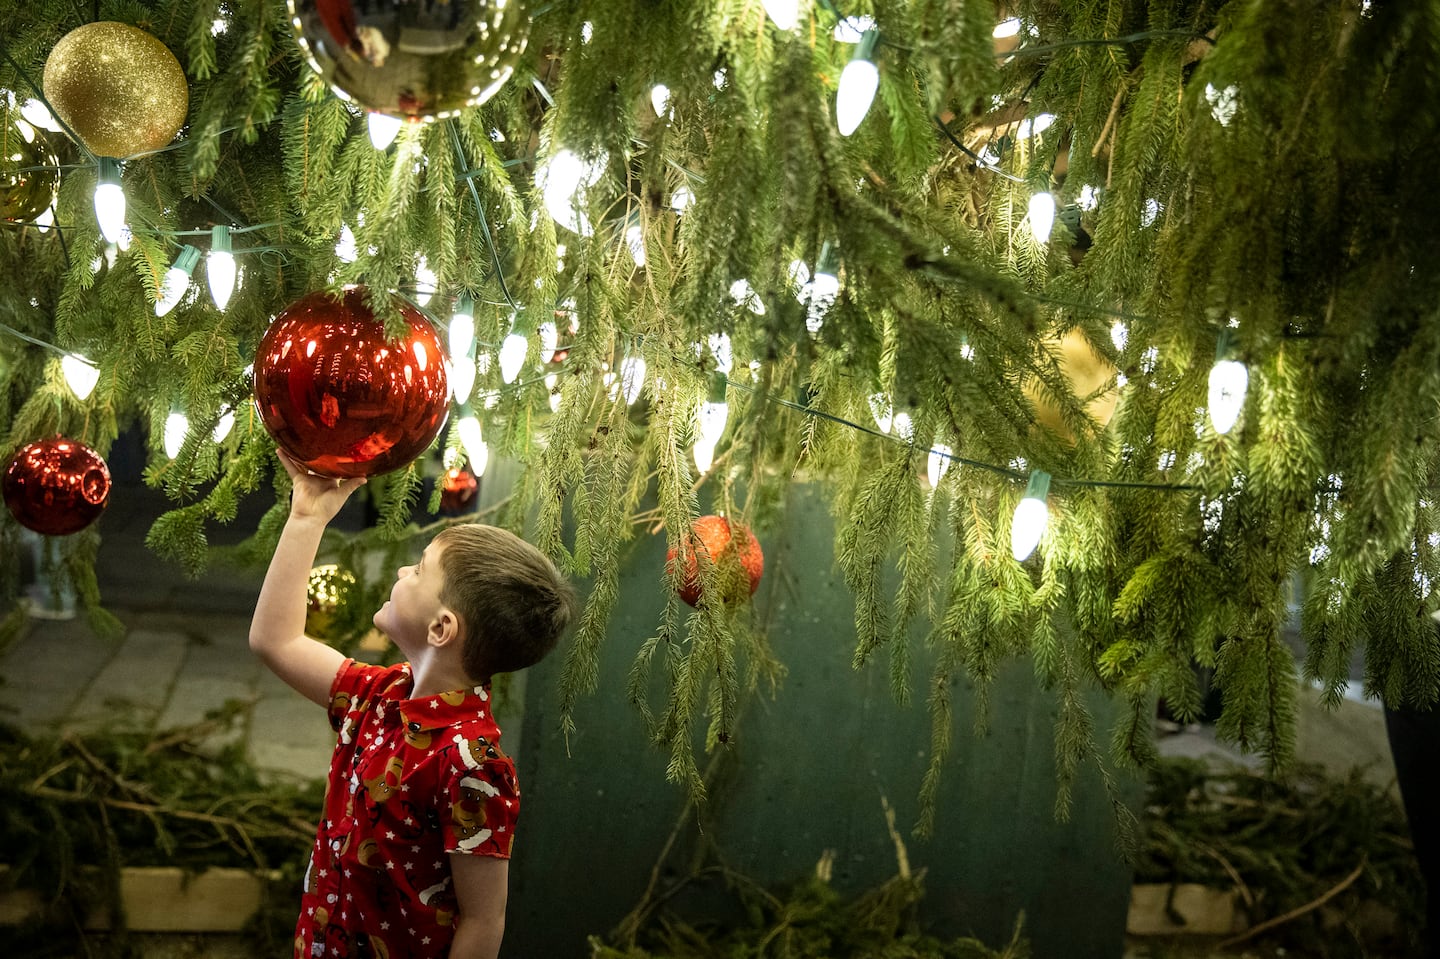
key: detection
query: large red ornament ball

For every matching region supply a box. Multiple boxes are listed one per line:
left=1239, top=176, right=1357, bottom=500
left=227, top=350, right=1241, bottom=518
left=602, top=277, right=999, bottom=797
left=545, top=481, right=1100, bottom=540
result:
left=254, top=287, right=449, bottom=478
left=2, top=436, right=111, bottom=536
left=666, top=515, right=764, bottom=608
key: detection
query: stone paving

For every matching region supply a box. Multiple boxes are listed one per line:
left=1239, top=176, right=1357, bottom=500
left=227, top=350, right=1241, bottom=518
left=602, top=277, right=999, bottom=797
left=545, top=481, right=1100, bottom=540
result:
left=1, top=481, right=341, bottom=782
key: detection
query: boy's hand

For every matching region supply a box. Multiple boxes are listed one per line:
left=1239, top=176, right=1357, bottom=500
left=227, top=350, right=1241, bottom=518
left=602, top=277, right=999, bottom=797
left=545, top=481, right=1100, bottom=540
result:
left=276, top=449, right=367, bottom=523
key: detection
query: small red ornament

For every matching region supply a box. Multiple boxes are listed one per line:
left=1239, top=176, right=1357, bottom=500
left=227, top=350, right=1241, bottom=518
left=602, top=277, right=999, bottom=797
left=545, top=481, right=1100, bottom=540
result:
left=253, top=287, right=449, bottom=477
left=666, top=515, right=764, bottom=608
left=439, top=466, right=477, bottom=513
left=2, top=436, right=111, bottom=536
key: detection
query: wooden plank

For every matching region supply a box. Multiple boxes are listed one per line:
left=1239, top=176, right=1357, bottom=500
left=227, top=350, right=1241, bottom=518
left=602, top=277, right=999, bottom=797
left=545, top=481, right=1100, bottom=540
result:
left=1127, top=883, right=1243, bottom=936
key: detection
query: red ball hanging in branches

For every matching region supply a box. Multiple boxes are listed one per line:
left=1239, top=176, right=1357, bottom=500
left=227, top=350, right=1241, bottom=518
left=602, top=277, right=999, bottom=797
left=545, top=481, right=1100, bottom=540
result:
left=439, top=466, right=478, bottom=513
left=666, top=515, right=765, bottom=608
left=253, top=287, right=449, bottom=478
left=2, top=436, right=111, bottom=536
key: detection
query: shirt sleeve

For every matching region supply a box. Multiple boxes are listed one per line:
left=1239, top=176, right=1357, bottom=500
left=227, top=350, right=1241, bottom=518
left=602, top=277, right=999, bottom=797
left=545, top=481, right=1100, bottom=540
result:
left=439, top=759, right=520, bottom=859
left=326, top=658, right=394, bottom=732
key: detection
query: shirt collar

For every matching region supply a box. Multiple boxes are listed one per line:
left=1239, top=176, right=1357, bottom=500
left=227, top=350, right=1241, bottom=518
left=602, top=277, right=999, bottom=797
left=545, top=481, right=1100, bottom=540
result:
left=382, top=664, right=495, bottom=733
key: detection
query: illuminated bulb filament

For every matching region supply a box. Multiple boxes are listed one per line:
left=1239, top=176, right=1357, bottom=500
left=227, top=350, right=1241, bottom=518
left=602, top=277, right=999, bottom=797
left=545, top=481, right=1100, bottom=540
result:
left=457, top=415, right=488, bottom=476
left=164, top=411, right=190, bottom=459
left=762, top=0, right=799, bottom=30
left=62, top=354, right=99, bottom=400
left=367, top=112, right=403, bottom=150
left=1208, top=359, right=1248, bottom=434
left=1011, top=471, right=1051, bottom=562
left=927, top=444, right=952, bottom=489
left=619, top=356, right=647, bottom=406
left=1028, top=191, right=1056, bottom=243
left=451, top=359, right=477, bottom=405
left=836, top=54, right=879, bottom=137
left=499, top=331, right=529, bottom=384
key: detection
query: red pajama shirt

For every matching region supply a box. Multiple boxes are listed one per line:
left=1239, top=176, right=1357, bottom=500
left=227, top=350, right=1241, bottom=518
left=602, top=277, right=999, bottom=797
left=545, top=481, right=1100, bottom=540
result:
left=295, top=660, right=518, bottom=959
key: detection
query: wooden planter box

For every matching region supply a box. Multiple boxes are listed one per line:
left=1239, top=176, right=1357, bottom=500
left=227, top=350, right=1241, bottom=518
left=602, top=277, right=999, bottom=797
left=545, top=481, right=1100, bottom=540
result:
left=1127, top=883, right=1245, bottom=936
left=0, top=866, right=269, bottom=932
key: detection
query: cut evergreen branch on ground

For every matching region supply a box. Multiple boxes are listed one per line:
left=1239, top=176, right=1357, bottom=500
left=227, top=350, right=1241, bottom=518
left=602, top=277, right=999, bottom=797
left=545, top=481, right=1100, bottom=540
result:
left=1137, top=757, right=1426, bottom=959
left=0, top=709, right=322, bottom=957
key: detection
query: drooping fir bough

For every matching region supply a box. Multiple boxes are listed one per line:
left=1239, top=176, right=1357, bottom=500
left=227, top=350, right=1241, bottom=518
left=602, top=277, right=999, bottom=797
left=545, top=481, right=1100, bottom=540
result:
left=1, top=0, right=1437, bottom=829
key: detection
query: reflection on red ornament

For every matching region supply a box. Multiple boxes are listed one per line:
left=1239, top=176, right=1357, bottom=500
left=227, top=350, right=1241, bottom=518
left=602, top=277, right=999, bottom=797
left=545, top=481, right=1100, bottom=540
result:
left=253, top=286, right=449, bottom=478
left=440, top=466, right=478, bottom=513
left=665, top=514, right=764, bottom=608
left=548, top=347, right=570, bottom=365
left=2, top=435, right=111, bottom=536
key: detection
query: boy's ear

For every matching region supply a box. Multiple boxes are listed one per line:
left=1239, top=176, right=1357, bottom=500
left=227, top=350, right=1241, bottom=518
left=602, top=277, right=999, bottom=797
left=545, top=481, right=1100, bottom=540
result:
left=429, top=608, right=462, bottom=648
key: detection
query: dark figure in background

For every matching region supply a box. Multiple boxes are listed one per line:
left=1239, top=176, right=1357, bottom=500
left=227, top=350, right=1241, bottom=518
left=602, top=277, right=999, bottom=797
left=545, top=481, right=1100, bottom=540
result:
left=1386, top=704, right=1440, bottom=959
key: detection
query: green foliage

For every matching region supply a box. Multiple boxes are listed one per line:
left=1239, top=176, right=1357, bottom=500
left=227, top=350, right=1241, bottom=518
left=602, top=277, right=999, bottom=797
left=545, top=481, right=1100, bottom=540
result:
left=1, top=0, right=1439, bottom=831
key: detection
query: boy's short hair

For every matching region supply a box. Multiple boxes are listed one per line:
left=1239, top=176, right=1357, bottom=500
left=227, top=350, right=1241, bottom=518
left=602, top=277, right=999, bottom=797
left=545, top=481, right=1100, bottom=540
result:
left=432, top=524, right=577, bottom=679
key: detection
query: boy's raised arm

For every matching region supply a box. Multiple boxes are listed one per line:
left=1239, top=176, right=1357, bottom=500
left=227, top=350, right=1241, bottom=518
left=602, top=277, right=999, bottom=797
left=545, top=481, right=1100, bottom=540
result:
left=248, top=450, right=366, bottom=707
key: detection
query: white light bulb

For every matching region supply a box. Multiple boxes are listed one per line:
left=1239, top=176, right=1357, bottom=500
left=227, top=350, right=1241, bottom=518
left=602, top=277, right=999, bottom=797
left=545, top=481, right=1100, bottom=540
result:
left=626, top=223, right=646, bottom=266
left=1011, top=496, right=1048, bottom=562
left=694, top=400, right=728, bottom=474
left=413, top=258, right=437, bottom=307
left=367, top=111, right=402, bottom=150
left=538, top=321, right=558, bottom=363
left=619, top=356, right=646, bottom=405
left=499, top=331, right=529, bottom=384
left=927, top=444, right=952, bottom=489
left=33, top=205, right=54, bottom=233
left=1208, top=359, right=1248, bottom=434
left=335, top=225, right=359, bottom=263
left=762, top=0, right=799, bottom=30
left=693, top=439, right=719, bottom=474
left=449, top=311, right=475, bottom=361
left=546, top=373, right=562, bottom=412
left=698, top=400, right=728, bottom=446
left=1027, top=191, right=1056, bottom=243
left=1110, top=321, right=1128, bottom=352
left=21, top=99, right=63, bottom=132
left=156, top=265, right=192, bottom=317
left=458, top=415, right=488, bottom=475
left=670, top=186, right=694, bottom=212
left=1016, top=113, right=1056, bottom=140
left=538, top=149, right=606, bottom=236
left=729, top=279, right=765, bottom=316
left=62, top=354, right=99, bottom=400
left=213, top=408, right=235, bottom=442
left=207, top=249, right=236, bottom=310
left=708, top=332, right=733, bottom=373
left=451, top=358, right=477, bottom=405
left=94, top=182, right=126, bottom=244
left=164, top=411, right=190, bottom=459
left=868, top=392, right=893, bottom=433
left=993, top=17, right=1022, bottom=38
left=836, top=58, right=879, bottom=137
left=650, top=84, right=671, bottom=117
left=833, top=15, right=875, bottom=42
left=892, top=411, right=914, bottom=440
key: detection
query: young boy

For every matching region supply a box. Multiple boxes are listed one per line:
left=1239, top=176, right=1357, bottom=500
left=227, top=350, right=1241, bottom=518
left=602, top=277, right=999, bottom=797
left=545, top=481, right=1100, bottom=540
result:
left=249, top=452, right=576, bottom=959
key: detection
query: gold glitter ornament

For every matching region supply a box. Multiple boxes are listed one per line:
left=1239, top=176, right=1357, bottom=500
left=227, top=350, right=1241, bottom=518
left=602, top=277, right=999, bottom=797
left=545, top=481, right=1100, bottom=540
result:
left=288, top=0, right=529, bottom=120
left=42, top=21, right=189, bottom=158
left=0, top=115, right=59, bottom=223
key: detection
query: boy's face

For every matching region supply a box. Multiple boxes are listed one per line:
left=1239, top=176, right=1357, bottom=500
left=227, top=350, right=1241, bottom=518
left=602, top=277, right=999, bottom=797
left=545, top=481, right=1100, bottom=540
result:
left=373, top=540, right=448, bottom=652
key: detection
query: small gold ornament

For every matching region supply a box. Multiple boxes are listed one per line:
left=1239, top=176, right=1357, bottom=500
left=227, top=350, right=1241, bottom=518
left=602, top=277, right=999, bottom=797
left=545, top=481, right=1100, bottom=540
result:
left=43, top=21, right=189, bottom=158
left=306, top=563, right=358, bottom=639
left=1023, top=327, right=1120, bottom=442
left=0, top=115, right=59, bottom=222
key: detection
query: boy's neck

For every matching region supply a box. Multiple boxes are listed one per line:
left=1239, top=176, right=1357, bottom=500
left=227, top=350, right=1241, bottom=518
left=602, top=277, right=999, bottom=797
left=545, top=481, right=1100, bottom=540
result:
left=406, top=650, right=479, bottom=698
